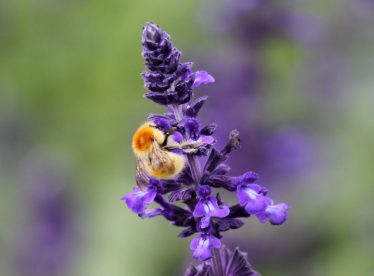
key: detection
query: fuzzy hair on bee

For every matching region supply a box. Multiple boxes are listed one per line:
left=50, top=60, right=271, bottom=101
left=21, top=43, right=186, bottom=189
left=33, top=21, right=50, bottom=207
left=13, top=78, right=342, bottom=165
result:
left=132, top=121, right=203, bottom=190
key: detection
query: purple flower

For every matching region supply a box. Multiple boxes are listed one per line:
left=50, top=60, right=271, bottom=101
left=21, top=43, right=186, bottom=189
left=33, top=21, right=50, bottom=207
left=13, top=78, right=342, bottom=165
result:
left=190, top=234, right=221, bottom=261
left=237, top=183, right=270, bottom=214
left=200, top=0, right=322, bottom=46
left=121, top=186, right=157, bottom=214
left=14, top=155, right=76, bottom=276
left=192, top=70, right=215, bottom=88
left=193, top=186, right=230, bottom=228
left=257, top=202, right=289, bottom=225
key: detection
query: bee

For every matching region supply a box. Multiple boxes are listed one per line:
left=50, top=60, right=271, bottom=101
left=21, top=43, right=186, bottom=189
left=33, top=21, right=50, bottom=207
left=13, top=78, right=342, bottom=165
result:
left=132, top=121, right=204, bottom=190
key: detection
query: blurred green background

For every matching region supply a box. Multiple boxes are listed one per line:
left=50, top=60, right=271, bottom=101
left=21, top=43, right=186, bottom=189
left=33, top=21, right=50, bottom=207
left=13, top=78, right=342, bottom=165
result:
left=1, top=0, right=373, bottom=275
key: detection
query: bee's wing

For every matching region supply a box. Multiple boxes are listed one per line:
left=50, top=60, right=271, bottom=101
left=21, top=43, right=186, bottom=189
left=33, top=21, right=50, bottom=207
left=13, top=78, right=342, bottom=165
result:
left=136, top=158, right=150, bottom=191
left=149, top=140, right=176, bottom=175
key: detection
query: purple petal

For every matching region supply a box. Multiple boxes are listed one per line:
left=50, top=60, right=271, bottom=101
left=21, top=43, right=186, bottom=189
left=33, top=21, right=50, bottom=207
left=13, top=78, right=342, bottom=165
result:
left=200, top=216, right=211, bottom=229
left=184, top=117, right=200, bottom=140
left=243, top=195, right=271, bottom=215
left=121, top=186, right=156, bottom=214
left=190, top=236, right=200, bottom=250
left=199, top=135, right=215, bottom=145
left=236, top=184, right=262, bottom=206
left=193, top=197, right=230, bottom=219
left=192, top=71, right=215, bottom=88
left=256, top=212, right=268, bottom=223
left=122, top=192, right=146, bottom=214
left=144, top=187, right=157, bottom=204
left=208, top=235, right=221, bottom=249
left=193, top=200, right=207, bottom=218
left=193, top=243, right=212, bottom=261
left=172, top=131, right=183, bottom=143
left=208, top=198, right=230, bottom=218
left=266, top=203, right=289, bottom=225
left=190, top=235, right=221, bottom=261
left=151, top=116, right=171, bottom=130
left=139, top=208, right=163, bottom=218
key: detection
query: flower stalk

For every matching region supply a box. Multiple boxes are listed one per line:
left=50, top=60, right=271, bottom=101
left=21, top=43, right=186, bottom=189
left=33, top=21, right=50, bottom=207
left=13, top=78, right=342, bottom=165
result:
left=212, top=248, right=224, bottom=276
left=171, top=103, right=203, bottom=184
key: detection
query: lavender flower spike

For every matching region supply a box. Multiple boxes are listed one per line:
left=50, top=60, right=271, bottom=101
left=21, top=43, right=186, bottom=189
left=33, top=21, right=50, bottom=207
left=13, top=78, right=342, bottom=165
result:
left=122, top=22, right=289, bottom=274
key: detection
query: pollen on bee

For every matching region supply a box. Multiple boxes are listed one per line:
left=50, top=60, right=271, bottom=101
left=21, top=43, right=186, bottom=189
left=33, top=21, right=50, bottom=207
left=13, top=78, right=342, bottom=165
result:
left=132, top=126, right=154, bottom=154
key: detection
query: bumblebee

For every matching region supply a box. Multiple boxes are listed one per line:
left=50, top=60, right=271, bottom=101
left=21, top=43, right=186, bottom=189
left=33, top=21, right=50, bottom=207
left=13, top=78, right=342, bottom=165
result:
left=132, top=122, right=204, bottom=190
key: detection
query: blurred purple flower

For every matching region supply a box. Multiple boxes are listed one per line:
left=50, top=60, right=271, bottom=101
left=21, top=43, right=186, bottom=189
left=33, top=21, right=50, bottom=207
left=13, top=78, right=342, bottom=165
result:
left=195, top=0, right=321, bottom=181
left=199, top=0, right=323, bottom=47
left=13, top=154, right=76, bottom=276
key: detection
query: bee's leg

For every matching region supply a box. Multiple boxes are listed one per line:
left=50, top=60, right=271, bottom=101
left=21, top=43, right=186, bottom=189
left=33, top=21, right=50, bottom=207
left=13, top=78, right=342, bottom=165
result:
left=161, top=132, right=171, bottom=147
left=163, top=144, right=182, bottom=151
left=179, top=141, right=206, bottom=153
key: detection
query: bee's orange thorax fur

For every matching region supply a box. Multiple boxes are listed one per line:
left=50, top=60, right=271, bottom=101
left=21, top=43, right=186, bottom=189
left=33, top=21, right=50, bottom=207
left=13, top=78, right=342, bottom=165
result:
left=132, top=123, right=164, bottom=156
left=132, top=126, right=154, bottom=154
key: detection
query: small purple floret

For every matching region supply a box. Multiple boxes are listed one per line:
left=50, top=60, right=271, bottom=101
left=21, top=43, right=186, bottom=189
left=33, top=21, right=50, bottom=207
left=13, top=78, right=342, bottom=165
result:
left=237, top=183, right=270, bottom=214
left=121, top=186, right=157, bottom=214
left=190, top=234, right=221, bottom=261
left=192, top=71, right=215, bottom=88
left=257, top=202, right=289, bottom=225
left=193, top=193, right=230, bottom=228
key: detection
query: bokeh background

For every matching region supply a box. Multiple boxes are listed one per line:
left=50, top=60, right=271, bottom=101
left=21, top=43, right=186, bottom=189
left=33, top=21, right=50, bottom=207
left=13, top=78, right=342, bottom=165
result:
left=1, top=0, right=374, bottom=275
